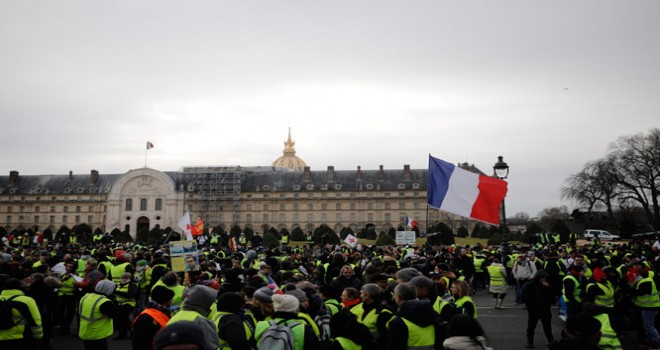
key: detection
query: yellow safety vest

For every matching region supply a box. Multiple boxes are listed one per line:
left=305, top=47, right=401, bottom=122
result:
left=336, top=336, right=362, bottom=350
left=213, top=312, right=253, bottom=350
left=255, top=318, right=305, bottom=350
left=634, top=277, right=660, bottom=308
left=78, top=293, right=113, bottom=340
left=400, top=317, right=435, bottom=350
left=593, top=313, right=622, bottom=350
left=487, top=265, right=505, bottom=286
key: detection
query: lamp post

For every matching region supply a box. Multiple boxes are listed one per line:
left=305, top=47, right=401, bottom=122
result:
left=493, top=156, right=510, bottom=241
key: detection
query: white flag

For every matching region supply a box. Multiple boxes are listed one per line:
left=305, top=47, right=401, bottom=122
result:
left=344, top=234, right=358, bottom=248
left=177, top=211, right=193, bottom=240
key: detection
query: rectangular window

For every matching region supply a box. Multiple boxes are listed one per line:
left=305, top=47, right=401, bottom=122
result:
left=19, top=215, right=24, bottom=223
left=385, top=213, right=391, bottom=222
left=125, top=199, right=132, bottom=211
left=246, top=214, right=252, bottom=224
left=280, top=194, right=285, bottom=199
left=385, top=203, right=390, bottom=210
left=336, top=213, right=342, bottom=221
left=35, top=215, right=39, bottom=223
left=321, top=213, right=327, bottom=223
left=63, top=215, right=68, bottom=224
left=367, top=213, right=373, bottom=222
left=399, top=192, right=405, bottom=197
left=367, top=203, right=373, bottom=210
left=247, top=204, right=253, bottom=211
left=385, top=193, right=390, bottom=197
left=293, top=204, right=299, bottom=211
left=88, top=215, right=93, bottom=224
left=140, top=198, right=147, bottom=211
left=307, top=213, right=313, bottom=223
left=20, top=206, right=24, bottom=213
left=293, top=213, right=299, bottom=222
left=155, top=199, right=162, bottom=211
left=75, top=215, right=80, bottom=224
left=63, top=206, right=69, bottom=213
left=414, top=203, right=420, bottom=209
left=322, top=204, right=328, bottom=210
left=279, top=213, right=285, bottom=222
left=50, top=216, right=55, bottom=224
left=89, top=206, right=94, bottom=212
left=6, top=216, right=11, bottom=224
left=399, top=203, right=405, bottom=210
left=76, top=206, right=81, bottom=213
left=307, top=204, right=313, bottom=210
left=280, top=204, right=285, bottom=211
left=35, top=206, right=40, bottom=213
left=350, top=213, right=356, bottom=222
left=7, top=206, right=12, bottom=213
left=350, top=203, right=356, bottom=210
left=263, top=214, right=268, bottom=223
left=336, top=203, right=341, bottom=210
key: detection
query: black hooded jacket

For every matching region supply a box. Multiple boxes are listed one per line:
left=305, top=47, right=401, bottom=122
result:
left=521, top=271, right=557, bottom=313
left=385, top=300, right=439, bottom=350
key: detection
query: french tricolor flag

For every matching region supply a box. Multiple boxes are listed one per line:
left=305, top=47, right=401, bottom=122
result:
left=427, top=155, right=508, bottom=225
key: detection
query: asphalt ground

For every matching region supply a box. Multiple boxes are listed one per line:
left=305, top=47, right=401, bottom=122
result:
left=51, top=286, right=642, bottom=350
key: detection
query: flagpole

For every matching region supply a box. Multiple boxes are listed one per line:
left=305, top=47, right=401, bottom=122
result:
left=145, top=148, right=148, bottom=168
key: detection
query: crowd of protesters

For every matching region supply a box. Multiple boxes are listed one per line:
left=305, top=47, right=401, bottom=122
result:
left=1, top=229, right=660, bottom=350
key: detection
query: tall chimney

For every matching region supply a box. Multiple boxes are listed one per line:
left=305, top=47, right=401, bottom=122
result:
left=403, top=164, right=411, bottom=181
left=327, top=166, right=335, bottom=182
left=356, top=166, right=363, bottom=181
left=378, top=165, right=384, bottom=180
left=90, top=170, right=99, bottom=184
left=9, top=171, right=18, bottom=186
left=69, top=171, right=73, bottom=180
left=303, top=166, right=311, bottom=182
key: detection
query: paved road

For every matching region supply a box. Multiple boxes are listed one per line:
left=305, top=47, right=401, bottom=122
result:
left=51, top=286, right=640, bottom=350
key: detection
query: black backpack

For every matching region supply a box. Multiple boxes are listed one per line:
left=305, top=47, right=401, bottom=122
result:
left=0, top=295, right=33, bottom=330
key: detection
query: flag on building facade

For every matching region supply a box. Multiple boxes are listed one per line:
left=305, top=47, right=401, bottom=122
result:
left=427, top=154, right=508, bottom=225
left=146, top=141, right=154, bottom=150
left=405, top=216, right=417, bottom=229
left=229, top=237, right=237, bottom=252
left=191, top=217, right=204, bottom=237
left=344, top=233, right=358, bottom=247
left=177, top=211, right=193, bottom=240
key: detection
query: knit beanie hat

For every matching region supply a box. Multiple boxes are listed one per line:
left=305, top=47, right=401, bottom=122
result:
left=183, top=285, right=216, bottom=313
left=272, top=293, right=299, bottom=313
left=217, top=292, right=245, bottom=313
left=95, top=280, right=116, bottom=296
left=396, top=267, right=421, bottom=282
left=155, top=320, right=208, bottom=350
left=286, top=288, right=309, bottom=303
left=151, top=286, right=175, bottom=304
left=254, top=286, right=274, bottom=303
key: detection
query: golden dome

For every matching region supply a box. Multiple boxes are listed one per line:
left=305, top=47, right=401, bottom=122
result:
left=272, top=128, right=307, bottom=171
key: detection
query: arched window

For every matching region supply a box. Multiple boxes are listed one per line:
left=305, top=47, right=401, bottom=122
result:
left=125, top=199, right=133, bottom=211
left=140, top=198, right=147, bottom=211
left=155, top=198, right=163, bottom=211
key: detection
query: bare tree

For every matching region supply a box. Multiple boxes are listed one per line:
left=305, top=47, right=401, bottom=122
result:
left=608, top=128, right=660, bottom=229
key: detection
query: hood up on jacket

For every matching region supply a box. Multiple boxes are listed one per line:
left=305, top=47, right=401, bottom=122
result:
left=398, top=299, right=437, bottom=327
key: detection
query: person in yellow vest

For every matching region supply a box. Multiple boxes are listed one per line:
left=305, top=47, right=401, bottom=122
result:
left=548, top=313, right=601, bottom=350
left=151, top=271, right=185, bottom=310
left=450, top=280, right=477, bottom=319
left=330, top=308, right=373, bottom=350
left=487, top=258, right=508, bottom=309
left=249, top=286, right=275, bottom=322
left=580, top=302, right=623, bottom=350
left=78, top=279, right=118, bottom=350
left=443, top=314, right=493, bottom=350
left=114, top=272, right=138, bottom=339
left=0, top=278, right=44, bottom=349
left=165, top=285, right=219, bottom=349
left=131, top=285, right=174, bottom=350
left=214, top=292, right=255, bottom=350
left=584, top=267, right=616, bottom=312
left=341, top=287, right=363, bottom=317
left=385, top=282, right=439, bottom=350
left=55, top=260, right=78, bottom=335
left=285, top=287, right=320, bottom=338
left=108, top=251, right=134, bottom=284
left=356, top=283, right=394, bottom=347
left=254, top=293, right=320, bottom=349
left=628, top=262, right=660, bottom=347
left=562, top=264, right=586, bottom=317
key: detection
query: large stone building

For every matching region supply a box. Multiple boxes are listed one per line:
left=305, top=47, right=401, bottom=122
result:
left=0, top=132, right=482, bottom=238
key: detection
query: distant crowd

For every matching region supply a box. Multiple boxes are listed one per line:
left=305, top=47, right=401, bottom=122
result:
left=2, top=229, right=660, bottom=350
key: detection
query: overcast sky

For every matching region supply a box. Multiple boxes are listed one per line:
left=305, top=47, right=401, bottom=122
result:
left=1, top=1, right=659, bottom=219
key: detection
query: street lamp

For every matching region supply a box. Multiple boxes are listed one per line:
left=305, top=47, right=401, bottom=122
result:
left=493, top=156, right=509, bottom=241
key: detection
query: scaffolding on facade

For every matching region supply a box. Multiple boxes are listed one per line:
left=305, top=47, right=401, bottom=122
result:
left=180, top=166, right=243, bottom=229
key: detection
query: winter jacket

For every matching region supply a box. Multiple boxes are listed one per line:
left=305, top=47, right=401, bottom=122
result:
left=443, top=336, right=493, bottom=350
left=385, top=299, right=439, bottom=350
left=521, top=271, right=557, bottom=313
left=512, top=258, right=537, bottom=281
